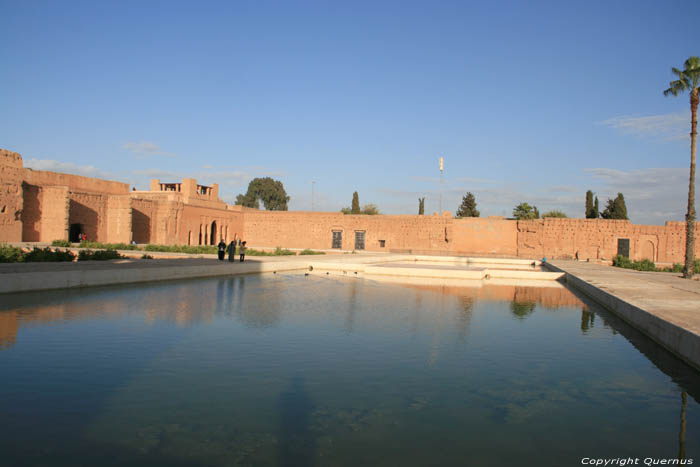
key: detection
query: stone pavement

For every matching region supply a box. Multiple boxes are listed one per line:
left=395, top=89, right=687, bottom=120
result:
left=549, top=260, right=700, bottom=371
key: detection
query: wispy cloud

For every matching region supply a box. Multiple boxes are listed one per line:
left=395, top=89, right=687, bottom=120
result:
left=410, top=175, right=495, bottom=185
left=546, top=185, right=579, bottom=193
left=585, top=167, right=694, bottom=224
left=23, top=158, right=114, bottom=179
left=122, top=141, right=176, bottom=157
left=599, top=113, right=688, bottom=141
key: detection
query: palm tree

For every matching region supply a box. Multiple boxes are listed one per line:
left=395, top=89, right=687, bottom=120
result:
left=664, top=57, right=700, bottom=279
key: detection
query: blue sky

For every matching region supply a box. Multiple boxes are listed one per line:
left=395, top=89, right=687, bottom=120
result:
left=2, top=0, right=698, bottom=224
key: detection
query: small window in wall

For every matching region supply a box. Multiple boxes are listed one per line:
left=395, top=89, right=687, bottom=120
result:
left=378, top=240, right=385, bottom=248
left=355, top=231, right=365, bottom=250
left=332, top=231, right=342, bottom=249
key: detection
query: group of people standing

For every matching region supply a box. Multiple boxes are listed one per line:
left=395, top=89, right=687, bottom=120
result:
left=217, top=237, right=247, bottom=262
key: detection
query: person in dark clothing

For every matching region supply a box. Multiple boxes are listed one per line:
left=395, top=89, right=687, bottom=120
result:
left=217, top=240, right=226, bottom=261
left=239, top=241, right=247, bottom=262
left=227, top=241, right=236, bottom=262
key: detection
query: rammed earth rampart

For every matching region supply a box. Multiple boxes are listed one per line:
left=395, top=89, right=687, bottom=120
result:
left=1, top=148, right=699, bottom=262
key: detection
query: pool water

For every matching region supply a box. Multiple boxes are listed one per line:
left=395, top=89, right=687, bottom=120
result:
left=0, top=273, right=698, bottom=466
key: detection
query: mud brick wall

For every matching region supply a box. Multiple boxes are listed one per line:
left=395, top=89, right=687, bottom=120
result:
left=181, top=205, right=243, bottom=246
left=105, top=195, right=132, bottom=243
left=69, top=192, right=107, bottom=242
left=23, top=168, right=129, bottom=196
left=0, top=150, right=24, bottom=241
left=21, top=184, right=69, bottom=241
left=39, top=186, right=70, bottom=241
left=516, top=218, right=700, bottom=262
left=450, top=218, right=518, bottom=256
left=241, top=211, right=456, bottom=252
left=131, top=198, right=156, bottom=244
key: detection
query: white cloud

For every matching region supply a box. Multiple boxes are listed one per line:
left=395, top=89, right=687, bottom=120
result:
left=122, top=141, right=176, bottom=157
left=583, top=167, right=695, bottom=224
left=23, top=158, right=114, bottom=179
left=599, top=113, right=689, bottom=141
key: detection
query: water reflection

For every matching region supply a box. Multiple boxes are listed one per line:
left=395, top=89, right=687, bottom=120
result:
left=277, top=375, right=316, bottom=466
left=580, top=309, right=595, bottom=333
left=344, top=280, right=358, bottom=334
left=510, top=301, right=536, bottom=319
left=455, top=296, right=474, bottom=343
left=679, top=391, right=687, bottom=461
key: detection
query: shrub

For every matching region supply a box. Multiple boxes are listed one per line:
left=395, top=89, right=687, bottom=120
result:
left=274, top=247, right=295, bottom=256
left=141, top=254, right=154, bottom=260
left=80, top=241, right=139, bottom=251
left=612, top=255, right=657, bottom=272
left=51, top=239, right=72, bottom=247
left=78, top=249, right=123, bottom=261
left=666, top=261, right=700, bottom=274
left=0, top=244, right=25, bottom=263
left=144, top=244, right=217, bottom=255
left=24, top=247, right=75, bottom=262
left=300, top=249, right=325, bottom=255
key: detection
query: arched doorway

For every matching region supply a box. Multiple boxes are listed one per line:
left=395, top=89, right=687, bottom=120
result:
left=641, top=240, right=655, bottom=261
left=210, top=221, right=217, bottom=245
left=188, top=231, right=192, bottom=246
left=198, top=225, right=202, bottom=245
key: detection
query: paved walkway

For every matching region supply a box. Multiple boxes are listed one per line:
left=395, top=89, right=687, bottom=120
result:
left=549, top=260, right=700, bottom=371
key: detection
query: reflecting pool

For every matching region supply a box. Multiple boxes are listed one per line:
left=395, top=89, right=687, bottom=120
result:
left=0, top=274, right=698, bottom=466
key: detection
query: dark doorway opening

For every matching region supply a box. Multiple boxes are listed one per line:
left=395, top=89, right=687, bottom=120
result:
left=69, top=223, right=83, bottom=243
left=210, top=221, right=217, bottom=245
left=617, top=238, right=630, bottom=258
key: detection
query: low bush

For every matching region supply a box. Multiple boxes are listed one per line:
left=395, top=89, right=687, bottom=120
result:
left=144, top=244, right=217, bottom=254
left=141, top=254, right=154, bottom=260
left=24, top=247, right=75, bottom=262
left=665, top=260, right=700, bottom=274
left=300, top=249, right=325, bottom=255
left=51, top=239, right=72, bottom=247
left=0, top=244, right=26, bottom=263
left=612, top=255, right=657, bottom=272
left=79, top=241, right=139, bottom=251
left=78, top=249, right=123, bottom=261
left=246, top=247, right=295, bottom=256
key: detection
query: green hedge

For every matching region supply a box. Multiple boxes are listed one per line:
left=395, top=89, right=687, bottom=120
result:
left=80, top=241, right=140, bottom=251
left=78, top=249, right=124, bottom=261
left=51, top=239, right=72, bottom=247
left=1, top=246, right=76, bottom=263
left=613, top=255, right=700, bottom=273
left=0, top=244, right=27, bottom=263
left=246, top=247, right=295, bottom=256
left=299, top=249, right=325, bottom=255
left=144, top=244, right=217, bottom=254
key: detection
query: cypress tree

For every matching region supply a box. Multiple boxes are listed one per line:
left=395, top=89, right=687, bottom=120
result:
left=351, top=192, right=360, bottom=214
left=614, top=193, right=628, bottom=220
left=585, top=190, right=595, bottom=218
left=456, top=192, right=480, bottom=217
left=418, top=197, right=425, bottom=215
left=594, top=196, right=599, bottom=218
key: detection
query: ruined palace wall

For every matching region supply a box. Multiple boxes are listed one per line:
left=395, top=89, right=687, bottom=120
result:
left=242, top=211, right=460, bottom=252
left=19, top=166, right=130, bottom=243
left=516, top=218, right=700, bottom=263
left=22, top=169, right=129, bottom=195
left=0, top=150, right=24, bottom=241
left=21, top=185, right=70, bottom=242
left=105, top=195, right=132, bottom=243
left=450, top=217, right=518, bottom=256
left=181, top=204, right=244, bottom=246
left=131, top=198, right=156, bottom=244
